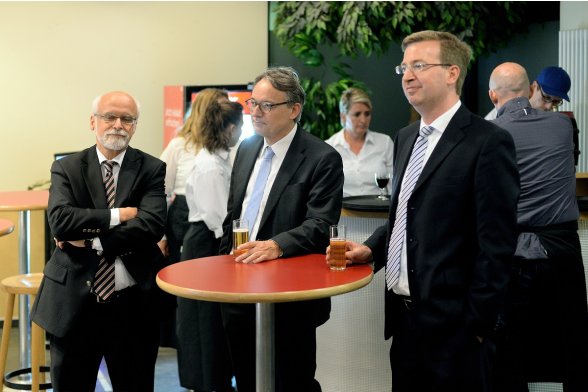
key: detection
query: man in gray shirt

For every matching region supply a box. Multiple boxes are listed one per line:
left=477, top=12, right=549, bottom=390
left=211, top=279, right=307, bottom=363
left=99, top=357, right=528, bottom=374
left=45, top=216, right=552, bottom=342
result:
left=488, top=62, right=588, bottom=391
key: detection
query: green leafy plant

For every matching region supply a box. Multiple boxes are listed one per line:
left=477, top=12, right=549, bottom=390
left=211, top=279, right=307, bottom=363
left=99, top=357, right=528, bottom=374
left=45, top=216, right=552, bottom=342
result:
left=273, top=1, right=528, bottom=139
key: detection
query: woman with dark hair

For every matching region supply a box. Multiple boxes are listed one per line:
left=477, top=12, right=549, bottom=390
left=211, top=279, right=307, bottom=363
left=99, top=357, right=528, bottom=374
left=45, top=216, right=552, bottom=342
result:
left=177, top=100, right=243, bottom=392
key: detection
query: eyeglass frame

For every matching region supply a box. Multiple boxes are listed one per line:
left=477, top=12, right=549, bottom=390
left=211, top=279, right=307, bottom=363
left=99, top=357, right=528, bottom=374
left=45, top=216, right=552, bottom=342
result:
left=395, top=63, right=453, bottom=75
left=538, top=85, right=563, bottom=108
left=245, top=98, right=293, bottom=114
left=94, top=113, right=138, bottom=127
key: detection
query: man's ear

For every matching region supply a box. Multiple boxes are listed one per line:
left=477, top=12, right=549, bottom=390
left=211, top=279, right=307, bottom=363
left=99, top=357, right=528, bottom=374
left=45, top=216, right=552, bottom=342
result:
left=489, top=89, right=498, bottom=107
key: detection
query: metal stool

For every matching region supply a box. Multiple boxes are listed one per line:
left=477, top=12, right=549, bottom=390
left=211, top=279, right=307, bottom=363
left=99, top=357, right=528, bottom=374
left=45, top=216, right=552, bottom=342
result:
left=0, top=273, right=50, bottom=391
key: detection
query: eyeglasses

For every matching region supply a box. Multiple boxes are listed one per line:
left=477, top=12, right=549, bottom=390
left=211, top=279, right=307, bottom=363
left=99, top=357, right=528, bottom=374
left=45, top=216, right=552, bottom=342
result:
left=395, top=63, right=452, bottom=75
left=538, top=85, right=563, bottom=108
left=94, top=113, right=137, bottom=127
left=245, top=98, right=292, bottom=114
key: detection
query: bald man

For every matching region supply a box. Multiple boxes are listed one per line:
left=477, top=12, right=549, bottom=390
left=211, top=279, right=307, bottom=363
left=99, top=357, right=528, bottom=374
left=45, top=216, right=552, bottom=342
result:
left=489, top=63, right=588, bottom=391
left=32, top=91, right=168, bottom=391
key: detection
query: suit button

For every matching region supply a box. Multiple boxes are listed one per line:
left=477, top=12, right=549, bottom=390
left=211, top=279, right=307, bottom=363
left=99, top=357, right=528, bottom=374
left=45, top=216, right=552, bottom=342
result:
left=86, top=281, right=91, bottom=287
left=97, top=251, right=103, bottom=256
left=408, top=238, right=413, bottom=243
left=97, top=229, right=101, bottom=233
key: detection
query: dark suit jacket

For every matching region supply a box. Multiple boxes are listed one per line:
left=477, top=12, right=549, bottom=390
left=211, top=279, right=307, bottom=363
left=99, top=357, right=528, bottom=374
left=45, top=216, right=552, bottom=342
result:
left=219, top=128, right=344, bottom=326
left=31, top=146, right=167, bottom=337
left=365, top=105, right=520, bottom=340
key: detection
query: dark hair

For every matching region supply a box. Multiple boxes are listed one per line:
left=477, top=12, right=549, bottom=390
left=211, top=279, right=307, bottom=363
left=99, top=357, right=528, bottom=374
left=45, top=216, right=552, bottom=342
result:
left=197, top=100, right=243, bottom=152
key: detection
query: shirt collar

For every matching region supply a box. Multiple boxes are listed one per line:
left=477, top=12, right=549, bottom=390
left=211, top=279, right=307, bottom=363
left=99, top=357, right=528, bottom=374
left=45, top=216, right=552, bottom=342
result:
left=96, top=148, right=126, bottom=166
left=332, top=128, right=374, bottom=147
left=261, top=123, right=297, bottom=160
left=420, top=100, right=461, bottom=133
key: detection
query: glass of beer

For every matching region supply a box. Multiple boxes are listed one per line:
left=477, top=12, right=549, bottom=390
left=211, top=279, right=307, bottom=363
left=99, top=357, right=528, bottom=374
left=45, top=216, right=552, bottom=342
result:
left=232, top=219, right=249, bottom=260
left=329, top=224, right=347, bottom=271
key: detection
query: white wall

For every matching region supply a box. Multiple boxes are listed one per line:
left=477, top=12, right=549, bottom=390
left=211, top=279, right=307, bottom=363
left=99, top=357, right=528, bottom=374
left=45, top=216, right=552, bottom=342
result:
left=0, top=2, right=267, bottom=191
left=561, top=2, right=588, bottom=30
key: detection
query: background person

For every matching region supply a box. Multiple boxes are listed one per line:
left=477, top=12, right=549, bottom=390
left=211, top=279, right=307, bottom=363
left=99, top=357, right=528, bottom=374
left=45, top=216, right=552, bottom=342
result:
left=176, top=100, right=243, bottom=392
left=31, top=91, right=167, bottom=391
left=325, top=87, right=394, bottom=197
left=219, top=66, right=343, bottom=392
left=328, top=31, right=519, bottom=392
left=488, top=62, right=588, bottom=392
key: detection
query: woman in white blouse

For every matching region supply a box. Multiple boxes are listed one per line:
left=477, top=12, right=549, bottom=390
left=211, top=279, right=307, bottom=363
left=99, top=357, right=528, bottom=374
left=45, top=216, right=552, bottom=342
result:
left=325, top=88, right=394, bottom=197
left=178, top=100, right=243, bottom=392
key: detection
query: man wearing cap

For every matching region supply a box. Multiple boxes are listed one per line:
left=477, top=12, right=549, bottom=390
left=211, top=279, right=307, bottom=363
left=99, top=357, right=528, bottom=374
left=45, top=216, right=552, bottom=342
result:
left=530, top=66, right=580, bottom=164
left=488, top=62, right=588, bottom=392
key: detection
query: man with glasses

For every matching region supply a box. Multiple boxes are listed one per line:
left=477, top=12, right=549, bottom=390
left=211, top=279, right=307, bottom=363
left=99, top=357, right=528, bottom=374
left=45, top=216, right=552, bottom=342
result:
left=32, top=91, right=167, bottom=391
left=219, top=66, right=343, bottom=392
left=329, top=31, right=519, bottom=391
left=488, top=62, right=588, bottom=392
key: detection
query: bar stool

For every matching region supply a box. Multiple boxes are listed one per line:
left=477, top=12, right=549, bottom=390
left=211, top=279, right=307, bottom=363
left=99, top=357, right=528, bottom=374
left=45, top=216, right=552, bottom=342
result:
left=0, top=273, right=51, bottom=391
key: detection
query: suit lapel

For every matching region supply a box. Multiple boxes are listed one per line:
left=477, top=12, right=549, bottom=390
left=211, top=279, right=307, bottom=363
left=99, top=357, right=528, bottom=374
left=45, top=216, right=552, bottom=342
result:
left=392, top=123, right=420, bottom=200
left=115, top=147, right=141, bottom=207
left=259, top=130, right=305, bottom=229
left=82, top=147, right=107, bottom=208
left=412, top=106, right=470, bottom=194
left=234, top=137, right=264, bottom=218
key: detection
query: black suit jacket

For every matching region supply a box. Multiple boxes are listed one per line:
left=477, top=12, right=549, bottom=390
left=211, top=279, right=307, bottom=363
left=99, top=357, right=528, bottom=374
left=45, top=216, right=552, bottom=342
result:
left=31, top=146, right=167, bottom=337
left=219, top=128, right=344, bottom=326
left=365, top=105, right=520, bottom=340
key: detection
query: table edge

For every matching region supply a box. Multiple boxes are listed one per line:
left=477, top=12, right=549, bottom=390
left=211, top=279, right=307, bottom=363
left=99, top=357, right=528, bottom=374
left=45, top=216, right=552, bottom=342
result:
left=156, top=270, right=374, bottom=304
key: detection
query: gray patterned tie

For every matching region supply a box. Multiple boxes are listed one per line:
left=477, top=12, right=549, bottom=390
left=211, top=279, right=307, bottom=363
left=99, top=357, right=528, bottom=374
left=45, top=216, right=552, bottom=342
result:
left=386, top=126, right=434, bottom=290
left=93, top=160, right=117, bottom=301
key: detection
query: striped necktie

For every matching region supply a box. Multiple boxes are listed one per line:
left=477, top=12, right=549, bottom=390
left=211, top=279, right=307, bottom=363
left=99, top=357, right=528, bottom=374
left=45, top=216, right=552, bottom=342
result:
left=93, top=160, right=117, bottom=302
left=386, top=126, right=434, bottom=291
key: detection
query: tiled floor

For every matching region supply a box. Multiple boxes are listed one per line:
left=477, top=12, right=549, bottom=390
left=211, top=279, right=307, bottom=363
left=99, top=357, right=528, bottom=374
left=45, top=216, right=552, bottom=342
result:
left=1, top=326, right=187, bottom=392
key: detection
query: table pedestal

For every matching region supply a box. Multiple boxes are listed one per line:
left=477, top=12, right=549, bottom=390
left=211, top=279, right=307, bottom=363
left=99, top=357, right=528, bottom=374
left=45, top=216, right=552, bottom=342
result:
left=256, top=303, right=274, bottom=392
left=18, top=211, right=31, bottom=371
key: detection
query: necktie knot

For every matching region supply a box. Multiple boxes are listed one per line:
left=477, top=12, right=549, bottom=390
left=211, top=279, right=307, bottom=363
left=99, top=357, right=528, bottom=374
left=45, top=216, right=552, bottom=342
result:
left=420, top=125, right=434, bottom=137
left=103, top=160, right=116, bottom=177
left=262, top=146, right=275, bottom=160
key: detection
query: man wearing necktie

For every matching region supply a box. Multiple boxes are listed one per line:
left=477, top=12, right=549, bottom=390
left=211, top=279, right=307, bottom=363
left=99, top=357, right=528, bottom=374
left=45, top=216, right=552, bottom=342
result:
left=219, top=66, right=343, bottom=392
left=31, top=91, right=167, bottom=391
left=327, top=31, right=520, bottom=391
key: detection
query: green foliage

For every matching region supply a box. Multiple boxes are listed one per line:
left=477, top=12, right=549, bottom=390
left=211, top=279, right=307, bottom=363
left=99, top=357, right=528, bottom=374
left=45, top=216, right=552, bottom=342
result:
left=273, top=1, right=528, bottom=140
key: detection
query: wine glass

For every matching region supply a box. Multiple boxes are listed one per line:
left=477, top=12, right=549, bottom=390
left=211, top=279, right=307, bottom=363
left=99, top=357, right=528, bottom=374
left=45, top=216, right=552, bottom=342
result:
left=374, top=170, right=390, bottom=200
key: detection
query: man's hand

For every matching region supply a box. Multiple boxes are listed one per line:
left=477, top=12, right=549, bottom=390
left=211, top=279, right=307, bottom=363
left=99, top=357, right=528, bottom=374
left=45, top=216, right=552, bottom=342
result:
left=235, top=240, right=281, bottom=264
left=157, top=239, right=169, bottom=257
left=54, top=238, right=84, bottom=249
left=326, top=240, right=373, bottom=266
left=120, top=207, right=138, bottom=222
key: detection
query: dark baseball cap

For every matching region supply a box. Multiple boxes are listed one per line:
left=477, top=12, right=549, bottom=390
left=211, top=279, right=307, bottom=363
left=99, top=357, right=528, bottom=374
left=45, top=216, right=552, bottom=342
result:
left=536, top=66, right=571, bottom=101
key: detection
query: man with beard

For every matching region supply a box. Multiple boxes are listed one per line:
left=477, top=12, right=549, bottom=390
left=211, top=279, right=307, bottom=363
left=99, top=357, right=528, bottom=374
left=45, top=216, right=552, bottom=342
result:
left=31, top=91, right=167, bottom=391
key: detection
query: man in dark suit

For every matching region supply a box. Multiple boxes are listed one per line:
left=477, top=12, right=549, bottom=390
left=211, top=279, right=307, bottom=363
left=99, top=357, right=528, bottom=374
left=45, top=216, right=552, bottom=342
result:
left=327, top=31, right=520, bottom=391
left=218, top=66, right=343, bottom=392
left=31, top=91, right=167, bottom=391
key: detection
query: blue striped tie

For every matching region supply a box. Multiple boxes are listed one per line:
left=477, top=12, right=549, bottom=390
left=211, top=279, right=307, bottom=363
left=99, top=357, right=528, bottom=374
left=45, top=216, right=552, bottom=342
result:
left=242, top=146, right=274, bottom=233
left=386, top=126, right=434, bottom=291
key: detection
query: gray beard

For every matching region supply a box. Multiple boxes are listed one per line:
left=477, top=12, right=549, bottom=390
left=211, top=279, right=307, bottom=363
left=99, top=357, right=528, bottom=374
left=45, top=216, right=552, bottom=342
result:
left=99, top=130, right=130, bottom=151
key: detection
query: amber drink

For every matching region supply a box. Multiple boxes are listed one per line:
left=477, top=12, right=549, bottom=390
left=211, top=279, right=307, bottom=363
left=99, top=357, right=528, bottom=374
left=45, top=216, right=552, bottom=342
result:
left=329, top=224, right=347, bottom=270
left=232, top=219, right=249, bottom=259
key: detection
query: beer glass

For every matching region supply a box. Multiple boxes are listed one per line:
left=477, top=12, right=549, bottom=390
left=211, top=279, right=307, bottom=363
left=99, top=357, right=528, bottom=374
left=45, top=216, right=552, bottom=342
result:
left=329, top=224, right=347, bottom=271
left=232, top=219, right=249, bottom=259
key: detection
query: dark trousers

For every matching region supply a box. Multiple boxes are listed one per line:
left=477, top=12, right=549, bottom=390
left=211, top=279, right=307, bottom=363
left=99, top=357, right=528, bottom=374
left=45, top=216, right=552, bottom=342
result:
left=221, top=302, right=322, bottom=392
left=493, top=256, right=588, bottom=392
left=159, top=195, right=189, bottom=348
left=390, top=301, right=494, bottom=392
left=176, top=221, right=233, bottom=392
left=49, top=286, right=159, bottom=392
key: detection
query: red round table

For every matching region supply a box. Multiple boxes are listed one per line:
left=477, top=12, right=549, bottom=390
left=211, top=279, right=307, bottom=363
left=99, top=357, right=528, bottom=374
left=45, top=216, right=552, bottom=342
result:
left=157, top=253, right=373, bottom=392
left=0, top=190, right=49, bottom=371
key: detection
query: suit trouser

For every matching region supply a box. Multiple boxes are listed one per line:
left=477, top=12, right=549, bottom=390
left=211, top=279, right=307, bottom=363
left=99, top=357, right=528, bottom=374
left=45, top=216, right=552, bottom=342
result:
left=48, top=286, right=159, bottom=392
left=390, top=299, right=494, bottom=392
left=221, top=302, right=322, bottom=392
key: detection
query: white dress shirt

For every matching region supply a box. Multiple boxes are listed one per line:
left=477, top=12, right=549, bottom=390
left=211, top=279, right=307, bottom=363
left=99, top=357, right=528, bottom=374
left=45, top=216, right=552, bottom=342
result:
left=185, top=148, right=232, bottom=239
left=159, top=136, right=199, bottom=200
left=93, top=148, right=136, bottom=291
left=394, top=100, right=462, bottom=296
left=325, top=129, right=394, bottom=197
left=241, top=124, right=297, bottom=240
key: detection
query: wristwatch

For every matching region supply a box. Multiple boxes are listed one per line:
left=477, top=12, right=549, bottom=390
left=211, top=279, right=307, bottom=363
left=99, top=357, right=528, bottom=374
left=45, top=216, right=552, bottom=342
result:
left=84, top=238, right=93, bottom=249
